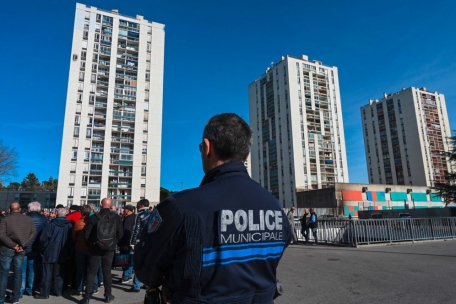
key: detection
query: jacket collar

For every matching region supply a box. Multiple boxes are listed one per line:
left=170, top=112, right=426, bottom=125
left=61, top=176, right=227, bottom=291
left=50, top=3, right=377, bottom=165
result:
left=200, top=160, right=248, bottom=186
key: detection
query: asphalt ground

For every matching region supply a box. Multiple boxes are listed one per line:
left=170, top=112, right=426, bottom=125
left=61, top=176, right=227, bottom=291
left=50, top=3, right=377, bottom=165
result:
left=275, top=240, right=456, bottom=304
left=4, top=268, right=144, bottom=304
left=6, top=240, right=456, bottom=304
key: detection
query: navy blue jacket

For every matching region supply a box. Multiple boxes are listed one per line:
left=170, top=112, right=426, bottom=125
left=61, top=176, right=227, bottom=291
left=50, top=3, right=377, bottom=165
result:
left=26, top=211, right=47, bottom=257
left=134, top=161, right=291, bottom=304
left=40, top=217, right=73, bottom=263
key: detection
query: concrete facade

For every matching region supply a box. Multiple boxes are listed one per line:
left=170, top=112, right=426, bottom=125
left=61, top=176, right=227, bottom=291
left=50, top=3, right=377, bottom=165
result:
left=249, top=55, right=349, bottom=208
left=57, top=3, right=164, bottom=207
left=361, top=87, right=452, bottom=187
left=296, top=182, right=446, bottom=217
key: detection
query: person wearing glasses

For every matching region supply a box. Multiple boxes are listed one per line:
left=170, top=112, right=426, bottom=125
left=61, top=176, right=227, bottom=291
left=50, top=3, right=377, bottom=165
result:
left=135, top=113, right=291, bottom=304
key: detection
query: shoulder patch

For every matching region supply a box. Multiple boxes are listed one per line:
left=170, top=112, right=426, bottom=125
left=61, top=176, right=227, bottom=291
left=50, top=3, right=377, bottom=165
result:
left=147, top=208, right=162, bottom=234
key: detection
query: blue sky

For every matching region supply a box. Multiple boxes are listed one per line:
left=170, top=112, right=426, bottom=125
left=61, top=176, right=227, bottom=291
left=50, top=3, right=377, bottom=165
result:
left=1, top=0, right=455, bottom=191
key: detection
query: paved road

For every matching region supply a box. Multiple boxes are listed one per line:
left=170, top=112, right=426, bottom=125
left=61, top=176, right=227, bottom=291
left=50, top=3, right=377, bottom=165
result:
left=8, top=240, right=456, bottom=303
left=275, top=240, right=456, bottom=304
left=6, top=269, right=144, bottom=304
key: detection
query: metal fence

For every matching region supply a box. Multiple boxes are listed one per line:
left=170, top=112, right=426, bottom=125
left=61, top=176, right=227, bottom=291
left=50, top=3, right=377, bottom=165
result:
left=294, top=217, right=456, bottom=246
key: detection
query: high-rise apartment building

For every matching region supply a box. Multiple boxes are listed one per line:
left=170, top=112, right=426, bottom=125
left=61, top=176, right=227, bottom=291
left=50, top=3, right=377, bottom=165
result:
left=248, top=55, right=349, bottom=208
left=57, top=3, right=165, bottom=206
left=361, top=87, right=452, bottom=186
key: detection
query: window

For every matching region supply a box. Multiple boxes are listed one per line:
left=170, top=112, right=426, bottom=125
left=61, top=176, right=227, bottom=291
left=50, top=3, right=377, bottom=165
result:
left=90, top=84, right=96, bottom=92
left=69, top=175, right=75, bottom=184
left=81, top=188, right=87, bottom=197
left=146, top=53, right=151, bottom=61
left=144, top=103, right=149, bottom=111
left=78, top=82, right=84, bottom=91
left=141, top=166, right=146, bottom=176
left=142, top=155, right=147, bottom=164
left=145, top=92, right=149, bottom=101
left=84, top=151, right=90, bottom=161
left=91, top=74, right=96, bottom=82
left=85, top=139, right=91, bottom=148
left=76, top=104, right=82, bottom=113
left=84, top=22, right=89, bottom=29
left=142, top=133, right=147, bottom=143
left=82, top=41, right=88, bottom=49
left=140, top=188, right=145, bottom=198
left=81, top=51, right=87, bottom=59
left=144, top=112, right=149, bottom=121
left=92, top=64, right=97, bottom=71
left=72, top=138, right=79, bottom=148
left=80, top=61, right=86, bottom=70
left=146, top=44, right=151, bottom=52
left=84, top=11, right=90, bottom=19
left=68, top=187, right=74, bottom=197
left=141, top=178, right=146, bottom=187
left=83, top=163, right=89, bottom=172
left=73, top=54, right=78, bottom=61
left=71, top=150, right=77, bottom=160
left=75, top=116, right=81, bottom=125
left=77, top=94, right=82, bottom=102
left=145, top=82, right=150, bottom=91
left=86, top=129, right=92, bottom=137
left=143, top=123, right=148, bottom=132
left=142, top=145, right=147, bottom=153
left=146, top=63, right=150, bottom=71
left=88, top=106, right=94, bottom=114
left=96, top=14, right=101, bottom=22
left=83, top=31, right=88, bottom=40
left=74, top=127, right=80, bottom=137
left=145, top=73, right=150, bottom=81
left=93, top=44, right=99, bottom=52
left=70, top=162, right=76, bottom=172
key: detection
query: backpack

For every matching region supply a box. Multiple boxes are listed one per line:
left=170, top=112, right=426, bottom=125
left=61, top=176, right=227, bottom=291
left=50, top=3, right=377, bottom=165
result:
left=95, top=213, right=116, bottom=251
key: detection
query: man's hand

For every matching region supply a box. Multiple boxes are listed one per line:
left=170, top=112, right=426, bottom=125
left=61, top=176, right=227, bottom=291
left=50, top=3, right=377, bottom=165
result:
left=131, top=245, right=134, bottom=251
left=14, top=244, right=24, bottom=253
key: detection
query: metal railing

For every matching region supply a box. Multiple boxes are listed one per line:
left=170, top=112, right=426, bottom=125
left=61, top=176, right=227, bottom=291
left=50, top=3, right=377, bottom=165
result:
left=295, top=218, right=456, bottom=247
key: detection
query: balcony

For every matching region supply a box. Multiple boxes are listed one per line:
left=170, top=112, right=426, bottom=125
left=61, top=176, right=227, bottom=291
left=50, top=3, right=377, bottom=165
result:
left=109, top=170, right=133, bottom=176
left=109, top=194, right=132, bottom=199
left=88, top=194, right=101, bottom=199
left=117, top=44, right=138, bottom=52
left=114, top=93, right=136, bottom=101
left=115, top=73, right=137, bottom=80
left=99, top=60, right=110, bottom=66
left=90, top=170, right=102, bottom=175
left=96, top=90, right=108, bottom=97
left=118, top=34, right=139, bottom=42
left=95, top=101, right=107, bottom=108
left=116, top=63, right=137, bottom=71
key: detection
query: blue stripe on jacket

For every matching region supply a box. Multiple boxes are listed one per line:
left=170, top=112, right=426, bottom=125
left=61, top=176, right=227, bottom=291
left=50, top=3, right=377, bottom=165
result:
left=202, top=241, right=285, bottom=267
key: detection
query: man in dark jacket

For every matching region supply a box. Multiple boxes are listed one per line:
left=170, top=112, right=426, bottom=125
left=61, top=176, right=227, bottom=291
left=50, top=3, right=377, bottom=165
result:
left=0, top=202, right=36, bottom=304
left=119, top=205, right=139, bottom=291
left=34, top=208, right=73, bottom=299
left=134, top=113, right=291, bottom=304
left=80, top=198, right=123, bottom=304
left=20, top=201, right=47, bottom=297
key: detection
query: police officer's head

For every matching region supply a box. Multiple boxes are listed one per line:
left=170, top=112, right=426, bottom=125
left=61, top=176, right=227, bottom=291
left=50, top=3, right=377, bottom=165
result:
left=200, top=113, right=252, bottom=173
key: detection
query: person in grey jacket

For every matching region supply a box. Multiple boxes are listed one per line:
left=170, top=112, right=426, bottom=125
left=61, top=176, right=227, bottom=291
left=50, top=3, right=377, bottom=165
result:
left=0, top=202, right=36, bottom=304
left=287, top=206, right=298, bottom=244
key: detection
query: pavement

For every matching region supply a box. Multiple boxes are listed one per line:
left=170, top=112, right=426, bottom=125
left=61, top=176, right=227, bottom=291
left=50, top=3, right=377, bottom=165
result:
left=275, top=240, right=456, bottom=304
left=5, top=268, right=144, bottom=304
left=6, top=240, right=456, bottom=304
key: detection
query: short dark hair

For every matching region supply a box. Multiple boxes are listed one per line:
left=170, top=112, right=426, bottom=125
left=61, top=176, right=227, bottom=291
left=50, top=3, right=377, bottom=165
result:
left=81, top=205, right=92, bottom=217
left=203, top=113, right=252, bottom=161
left=137, top=199, right=150, bottom=208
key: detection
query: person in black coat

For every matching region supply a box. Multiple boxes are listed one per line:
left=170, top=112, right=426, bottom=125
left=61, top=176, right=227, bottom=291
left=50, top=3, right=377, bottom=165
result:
left=118, top=205, right=138, bottom=289
left=34, top=208, right=73, bottom=299
left=80, top=198, right=122, bottom=304
left=20, top=202, right=47, bottom=297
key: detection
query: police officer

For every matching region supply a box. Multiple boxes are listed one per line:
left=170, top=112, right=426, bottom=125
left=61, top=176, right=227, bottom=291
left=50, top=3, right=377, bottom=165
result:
left=135, top=113, right=291, bottom=304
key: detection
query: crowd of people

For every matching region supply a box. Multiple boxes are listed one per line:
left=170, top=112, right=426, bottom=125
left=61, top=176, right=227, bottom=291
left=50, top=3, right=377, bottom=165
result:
left=0, top=198, right=152, bottom=304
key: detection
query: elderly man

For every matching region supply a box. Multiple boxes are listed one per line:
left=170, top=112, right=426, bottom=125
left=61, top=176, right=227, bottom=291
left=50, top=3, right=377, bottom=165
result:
left=20, top=202, right=47, bottom=297
left=0, top=202, right=36, bottom=304
left=287, top=206, right=298, bottom=244
left=134, top=113, right=291, bottom=303
left=34, top=208, right=73, bottom=299
left=80, top=198, right=122, bottom=304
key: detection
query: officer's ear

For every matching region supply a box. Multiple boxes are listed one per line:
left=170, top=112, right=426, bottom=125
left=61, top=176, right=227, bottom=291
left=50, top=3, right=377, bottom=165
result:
left=203, top=138, right=213, bottom=157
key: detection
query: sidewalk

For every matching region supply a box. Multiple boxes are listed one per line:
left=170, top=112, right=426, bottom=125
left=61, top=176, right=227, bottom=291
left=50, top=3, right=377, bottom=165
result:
left=6, top=268, right=144, bottom=304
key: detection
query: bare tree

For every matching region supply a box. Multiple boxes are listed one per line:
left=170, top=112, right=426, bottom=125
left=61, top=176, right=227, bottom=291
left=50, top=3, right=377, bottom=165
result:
left=0, top=140, right=18, bottom=183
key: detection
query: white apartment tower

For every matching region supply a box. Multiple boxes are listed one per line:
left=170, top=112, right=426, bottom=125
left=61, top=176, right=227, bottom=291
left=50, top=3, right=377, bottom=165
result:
left=248, top=55, right=349, bottom=208
left=57, top=3, right=165, bottom=206
left=361, top=87, right=452, bottom=187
